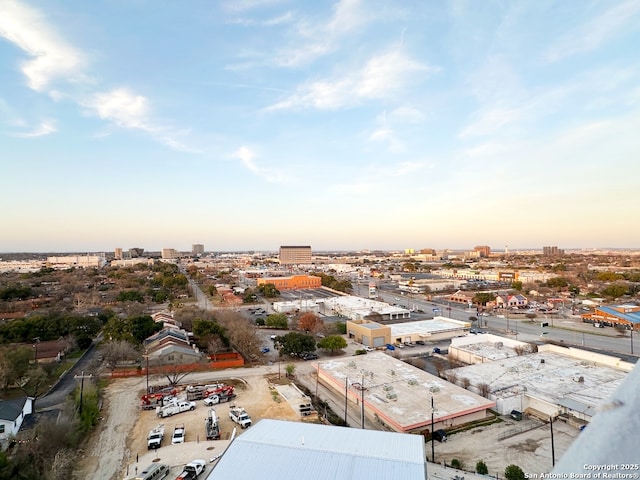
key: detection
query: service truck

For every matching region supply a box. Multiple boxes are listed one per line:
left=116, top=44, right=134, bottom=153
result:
left=205, top=408, right=220, bottom=440
left=175, top=459, right=206, bottom=480
left=229, top=405, right=252, bottom=428
left=147, top=423, right=164, bottom=449
left=156, top=400, right=196, bottom=418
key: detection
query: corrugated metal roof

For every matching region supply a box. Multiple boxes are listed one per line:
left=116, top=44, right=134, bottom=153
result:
left=207, top=419, right=426, bottom=480
left=598, top=306, right=640, bottom=325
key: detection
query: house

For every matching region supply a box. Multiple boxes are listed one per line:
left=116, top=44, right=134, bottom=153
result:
left=495, top=293, right=528, bottom=309
left=0, top=397, right=33, bottom=449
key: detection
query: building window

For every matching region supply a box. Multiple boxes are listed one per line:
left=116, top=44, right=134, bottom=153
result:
left=0, top=425, right=5, bottom=434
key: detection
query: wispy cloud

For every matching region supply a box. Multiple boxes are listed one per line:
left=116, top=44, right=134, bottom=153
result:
left=333, top=182, right=378, bottom=195
left=0, top=1, right=197, bottom=152
left=222, top=0, right=288, bottom=14
left=547, top=0, right=640, bottom=62
left=228, top=11, right=295, bottom=27
left=267, top=47, right=433, bottom=111
left=12, top=120, right=57, bottom=138
left=232, top=145, right=291, bottom=183
left=0, top=0, right=85, bottom=92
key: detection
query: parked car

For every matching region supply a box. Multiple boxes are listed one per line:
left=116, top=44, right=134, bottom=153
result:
left=261, top=347, right=270, bottom=354
left=364, top=346, right=374, bottom=352
left=510, top=410, right=523, bottom=421
left=301, top=352, right=318, bottom=360
left=386, top=344, right=396, bottom=350
left=415, top=340, right=425, bottom=345
left=433, top=347, right=441, bottom=354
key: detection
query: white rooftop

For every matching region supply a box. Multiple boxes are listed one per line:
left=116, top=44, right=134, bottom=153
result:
left=390, top=317, right=470, bottom=337
left=318, top=352, right=495, bottom=431
left=206, top=419, right=426, bottom=480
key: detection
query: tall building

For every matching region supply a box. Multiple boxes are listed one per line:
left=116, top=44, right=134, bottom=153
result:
left=161, top=248, right=179, bottom=260
left=474, top=245, right=491, bottom=257
left=543, top=246, right=565, bottom=255
left=279, top=246, right=312, bottom=265
left=192, top=244, right=204, bottom=256
left=114, top=247, right=123, bottom=260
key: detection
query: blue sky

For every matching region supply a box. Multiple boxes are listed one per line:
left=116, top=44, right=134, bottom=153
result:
left=1, top=0, right=639, bottom=253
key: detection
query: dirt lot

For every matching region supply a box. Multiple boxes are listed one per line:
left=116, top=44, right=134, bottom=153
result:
left=75, top=366, right=306, bottom=480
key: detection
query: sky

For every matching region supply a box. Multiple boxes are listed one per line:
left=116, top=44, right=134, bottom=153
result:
left=1, top=0, right=639, bottom=253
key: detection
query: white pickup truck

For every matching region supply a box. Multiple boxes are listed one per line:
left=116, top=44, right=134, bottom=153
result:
left=147, top=423, right=164, bottom=449
left=229, top=405, right=252, bottom=428
left=156, top=400, right=196, bottom=418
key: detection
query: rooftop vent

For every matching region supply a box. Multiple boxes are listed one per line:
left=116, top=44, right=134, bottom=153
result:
left=408, top=379, right=418, bottom=386
left=430, top=386, right=440, bottom=393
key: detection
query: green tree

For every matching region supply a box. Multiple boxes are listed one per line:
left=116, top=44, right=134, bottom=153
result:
left=505, top=464, right=525, bottom=480
left=276, top=332, right=316, bottom=357
left=128, top=315, right=161, bottom=344
left=601, top=283, right=628, bottom=299
left=285, top=363, right=296, bottom=377
left=476, top=460, right=489, bottom=474
left=335, top=322, right=347, bottom=334
left=512, top=280, right=523, bottom=291
left=547, top=277, right=569, bottom=289
left=473, top=292, right=496, bottom=306
left=317, top=335, right=347, bottom=353
left=116, top=290, right=145, bottom=302
left=258, top=283, right=280, bottom=298
left=265, top=313, right=289, bottom=329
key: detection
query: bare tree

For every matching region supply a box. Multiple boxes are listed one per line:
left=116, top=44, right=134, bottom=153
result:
left=478, top=382, right=491, bottom=398
left=101, top=340, right=139, bottom=370
left=461, top=377, right=471, bottom=388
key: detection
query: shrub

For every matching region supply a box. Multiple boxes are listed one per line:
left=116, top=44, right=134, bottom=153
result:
left=451, top=458, right=464, bottom=469
left=505, top=464, right=525, bottom=480
left=476, top=460, right=489, bottom=474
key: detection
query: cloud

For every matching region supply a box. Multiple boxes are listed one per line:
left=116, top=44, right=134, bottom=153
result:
left=0, top=0, right=85, bottom=92
left=368, top=127, right=405, bottom=153
left=222, top=0, right=287, bottom=14
left=267, top=47, right=432, bottom=111
left=0, top=2, right=198, bottom=152
left=232, top=145, right=291, bottom=183
left=274, top=0, right=376, bottom=67
left=12, top=120, right=57, bottom=138
left=83, top=88, right=200, bottom=153
left=333, top=182, right=378, bottom=194
left=546, top=0, right=640, bottom=62
left=228, top=11, right=295, bottom=27
left=388, top=106, right=425, bottom=124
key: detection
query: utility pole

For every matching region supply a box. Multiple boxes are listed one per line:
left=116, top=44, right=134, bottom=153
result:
left=344, top=377, right=348, bottom=426
left=550, top=416, right=556, bottom=467
left=431, top=396, right=435, bottom=463
left=361, top=371, right=365, bottom=429
left=74, top=371, right=93, bottom=414
left=32, top=337, right=40, bottom=364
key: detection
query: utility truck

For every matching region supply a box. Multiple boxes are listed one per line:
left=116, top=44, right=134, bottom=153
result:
left=229, top=405, right=252, bottom=428
left=205, top=408, right=220, bottom=440
left=147, top=423, right=164, bottom=449
left=156, top=400, right=196, bottom=418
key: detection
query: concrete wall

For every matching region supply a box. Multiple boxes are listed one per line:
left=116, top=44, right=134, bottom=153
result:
left=538, top=344, right=635, bottom=371
left=346, top=320, right=391, bottom=346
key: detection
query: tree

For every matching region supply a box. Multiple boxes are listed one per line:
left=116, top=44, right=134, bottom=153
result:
left=265, top=313, right=289, bottom=329
left=476, top=460, right=489, bottom=474
left=285, top=363, right=296, bottom=378
left=257, top=283, right=280, bottom=298
left=101, top=340, right=139, bottom=371
left=276, top=332, right=316, bottom=357
left=547, top=277, right=569, bottom=289
left=473, top=292, right=496, bottom=306
left=317, top=335, right=347, bottom=353
left=298, top=312, right=324, bottom=333
left=512, top=280, right=523, bottom=291
left=601, top=283, right=628, bottom=299
left=505, top=464, right=525, bottom=480
left=0, top=346, right=33, bottom=391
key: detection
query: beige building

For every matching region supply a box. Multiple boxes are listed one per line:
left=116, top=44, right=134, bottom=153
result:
left=161, top=248, right=179, bottom=260
left=279, top=245, right=312, bottom=265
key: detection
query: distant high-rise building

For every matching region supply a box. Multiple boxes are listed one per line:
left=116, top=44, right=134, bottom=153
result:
left=404, top=248, right=415, bottom=254
left=114, top=247, right=123, bottom=260
left=474, top=246, right=491, bottom=257
left=129, top=247, right=144, bottom=258
left=192, top=244, right=204, bottom=256
left=543, top=246, right=565, bottom=255
left=420, top=248, right=436, bottom=255
left=279, top=246, right=312, bottom=265
left=162, top=248, right=179, bottom=260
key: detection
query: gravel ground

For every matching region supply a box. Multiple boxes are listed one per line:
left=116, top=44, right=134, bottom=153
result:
left=74, top=365, right=304, bottom=480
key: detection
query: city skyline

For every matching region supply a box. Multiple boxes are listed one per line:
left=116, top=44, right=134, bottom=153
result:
left=1, top=1, right=639, bottom=252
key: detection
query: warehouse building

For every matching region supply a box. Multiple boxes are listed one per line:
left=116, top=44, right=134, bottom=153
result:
left=316, top=352, right=495, bottom=434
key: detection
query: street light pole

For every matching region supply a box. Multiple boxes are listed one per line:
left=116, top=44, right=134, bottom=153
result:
left=32, top=337, right=40, bottom=364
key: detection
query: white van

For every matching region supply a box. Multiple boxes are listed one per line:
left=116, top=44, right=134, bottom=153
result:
left=132, top=463, right=169, bottom=480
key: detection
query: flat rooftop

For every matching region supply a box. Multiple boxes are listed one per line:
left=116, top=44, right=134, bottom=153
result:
left=390, top=317, right=469, bottom=338
left=317, top=352, right=495, bottom=432
left=448, top=350, right=627, bottom=408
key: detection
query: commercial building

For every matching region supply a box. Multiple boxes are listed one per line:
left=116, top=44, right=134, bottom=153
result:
left=279, top=246, right=312, bottom=265
left=316, top=352, right=495, bottom=434
left=192, top=244, right=204, bottom=256
left=257, top=274, right=322, bottom=291
left=206, top=418, right=427, bottom=480
left=474, top=245, right=491, bottom=257
left=347, top=317, right=471, bottom=349
left=444, top=342, right=632, bottom=422
left=114, top=247, right=123, bottom=260
left=161, top=248, right=179, bottom=260
left=581, top=304, right=640, bottom=331
left=46, top=254, right=107, bottom=269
